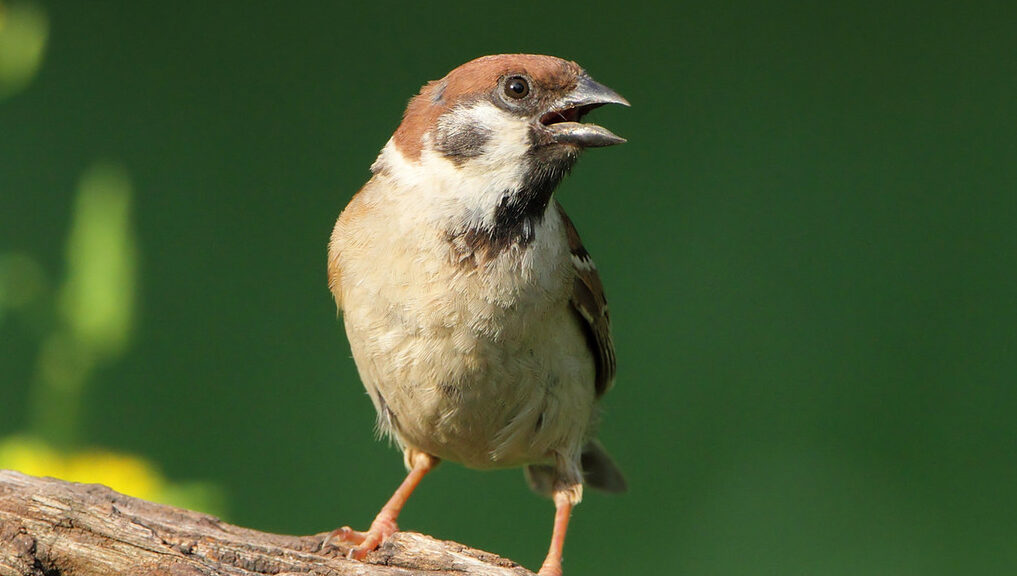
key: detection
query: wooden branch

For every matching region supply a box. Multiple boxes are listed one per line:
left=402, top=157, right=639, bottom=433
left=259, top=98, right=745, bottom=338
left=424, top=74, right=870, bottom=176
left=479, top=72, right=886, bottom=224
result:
left=0, top=470, right=533, bottom=576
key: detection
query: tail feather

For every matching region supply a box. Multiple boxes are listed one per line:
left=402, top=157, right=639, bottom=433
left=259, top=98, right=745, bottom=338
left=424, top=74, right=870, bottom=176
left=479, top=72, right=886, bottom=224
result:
left=524, top=440, right=627, bottom=497
left=581, top=439, right=627, bottom=493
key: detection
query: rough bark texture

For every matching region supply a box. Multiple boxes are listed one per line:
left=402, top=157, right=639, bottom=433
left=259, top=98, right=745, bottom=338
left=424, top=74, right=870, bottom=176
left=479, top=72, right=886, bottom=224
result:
left=0, top=470, right=534, bottom=576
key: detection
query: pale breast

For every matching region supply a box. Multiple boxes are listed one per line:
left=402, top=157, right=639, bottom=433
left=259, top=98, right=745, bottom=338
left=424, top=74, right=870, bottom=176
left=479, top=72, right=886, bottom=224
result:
left=331, top=186, right=596, bottom=469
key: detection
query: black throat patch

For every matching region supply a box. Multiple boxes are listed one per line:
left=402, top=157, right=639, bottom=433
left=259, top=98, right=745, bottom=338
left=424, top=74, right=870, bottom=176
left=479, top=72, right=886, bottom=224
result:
left=447, top=153, right=576, bottom=265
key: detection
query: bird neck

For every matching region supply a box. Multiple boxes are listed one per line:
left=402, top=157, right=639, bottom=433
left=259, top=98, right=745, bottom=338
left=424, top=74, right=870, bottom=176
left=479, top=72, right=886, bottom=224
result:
left=370, top=138, right=572, bottom=258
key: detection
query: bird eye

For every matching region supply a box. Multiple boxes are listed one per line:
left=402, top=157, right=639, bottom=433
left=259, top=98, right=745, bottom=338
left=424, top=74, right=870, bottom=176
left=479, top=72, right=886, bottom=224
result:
left=504, top=76, right=530, bottom=99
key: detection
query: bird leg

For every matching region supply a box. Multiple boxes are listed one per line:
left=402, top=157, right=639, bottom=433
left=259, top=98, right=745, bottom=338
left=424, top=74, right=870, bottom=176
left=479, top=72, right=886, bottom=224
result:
left=331, top=450, right=438, bottom=559
left=537, top=485, right=580, bottom=576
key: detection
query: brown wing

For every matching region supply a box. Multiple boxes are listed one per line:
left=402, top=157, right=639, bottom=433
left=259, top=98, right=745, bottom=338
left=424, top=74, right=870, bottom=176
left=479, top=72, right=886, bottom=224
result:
left=556, top=201, right=616, bottom=397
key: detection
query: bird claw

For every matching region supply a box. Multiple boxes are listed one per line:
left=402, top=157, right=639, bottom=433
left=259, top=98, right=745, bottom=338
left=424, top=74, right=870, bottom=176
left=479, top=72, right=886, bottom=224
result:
left=329, top=526, right=367, bottom=545
left=328, top=518, right=398, bottom=560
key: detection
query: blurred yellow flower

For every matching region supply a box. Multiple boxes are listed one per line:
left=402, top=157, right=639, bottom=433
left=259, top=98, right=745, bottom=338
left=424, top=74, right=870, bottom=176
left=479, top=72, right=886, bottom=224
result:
left=64, top=450, right=165, bottom=501
left=0, top=436, right=227, bottom=514
left=0, top=436, right=163, bottom=500
left=0, top=436, right=65, bottom=478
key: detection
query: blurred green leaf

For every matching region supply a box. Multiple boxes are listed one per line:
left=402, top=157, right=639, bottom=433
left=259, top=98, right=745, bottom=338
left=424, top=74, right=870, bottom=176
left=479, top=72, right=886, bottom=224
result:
left=0, top=0, right=48, bottom=99
left=59, top=162, right=137, bottom=359
left=31, top=161, right=138, bottom=447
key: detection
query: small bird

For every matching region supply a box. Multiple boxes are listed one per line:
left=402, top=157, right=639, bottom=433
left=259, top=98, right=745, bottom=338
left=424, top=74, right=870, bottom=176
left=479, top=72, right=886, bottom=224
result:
left=327, top=54, right=628, bottom=576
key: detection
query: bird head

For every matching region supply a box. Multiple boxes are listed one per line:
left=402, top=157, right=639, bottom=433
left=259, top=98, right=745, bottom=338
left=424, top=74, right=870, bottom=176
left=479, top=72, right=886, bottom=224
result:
left=393, top=54, right=627, bottom=164
left=374, top=54, right=628, bottom=245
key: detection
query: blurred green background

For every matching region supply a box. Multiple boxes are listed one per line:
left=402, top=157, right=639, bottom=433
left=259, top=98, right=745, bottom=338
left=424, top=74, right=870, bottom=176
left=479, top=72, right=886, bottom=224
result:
left=2, top=1, right=1015, bottom=574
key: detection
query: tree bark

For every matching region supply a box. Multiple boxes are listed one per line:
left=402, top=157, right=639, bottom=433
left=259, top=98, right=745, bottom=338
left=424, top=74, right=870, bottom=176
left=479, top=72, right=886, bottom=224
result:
left=0, top=470, right=533, bottom=576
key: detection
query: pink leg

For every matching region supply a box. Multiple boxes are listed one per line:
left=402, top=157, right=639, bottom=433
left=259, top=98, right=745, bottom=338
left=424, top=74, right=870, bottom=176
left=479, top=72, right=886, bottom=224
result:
left=332, top=451, right=437, bottom=559
left=537, top=490, right=574, bottom=576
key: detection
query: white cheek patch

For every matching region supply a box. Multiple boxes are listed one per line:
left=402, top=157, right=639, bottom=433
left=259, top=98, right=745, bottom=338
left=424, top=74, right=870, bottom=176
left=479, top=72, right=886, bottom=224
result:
left=446, top=102, right=531, bottom=168
left=374, top=102, right=535, bottom=232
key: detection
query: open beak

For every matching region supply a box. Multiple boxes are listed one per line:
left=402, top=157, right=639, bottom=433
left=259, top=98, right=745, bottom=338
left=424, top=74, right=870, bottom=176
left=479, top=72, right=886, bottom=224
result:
left=540, top=74, right=630, bottom=148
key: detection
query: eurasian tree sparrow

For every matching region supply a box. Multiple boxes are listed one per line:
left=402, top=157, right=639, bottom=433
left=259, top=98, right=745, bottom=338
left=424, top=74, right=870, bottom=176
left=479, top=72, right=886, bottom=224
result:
left=327, top=54, right=628, bottom=576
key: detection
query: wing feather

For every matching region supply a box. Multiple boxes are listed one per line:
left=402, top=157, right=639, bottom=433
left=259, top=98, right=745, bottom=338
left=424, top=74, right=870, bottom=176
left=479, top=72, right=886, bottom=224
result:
left=556, top=201, right=616, bottom=396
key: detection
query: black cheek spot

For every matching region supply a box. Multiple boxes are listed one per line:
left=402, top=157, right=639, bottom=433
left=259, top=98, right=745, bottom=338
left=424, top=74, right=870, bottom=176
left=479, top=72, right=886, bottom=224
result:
left=435, top=122, right=492, bottom=165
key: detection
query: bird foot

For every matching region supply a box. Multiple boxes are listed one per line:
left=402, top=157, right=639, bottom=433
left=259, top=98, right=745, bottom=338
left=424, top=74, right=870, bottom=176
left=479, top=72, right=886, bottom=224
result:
left=328, top=517, right=398, bottom=560
left=537, top=563, right=563, bottom=576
